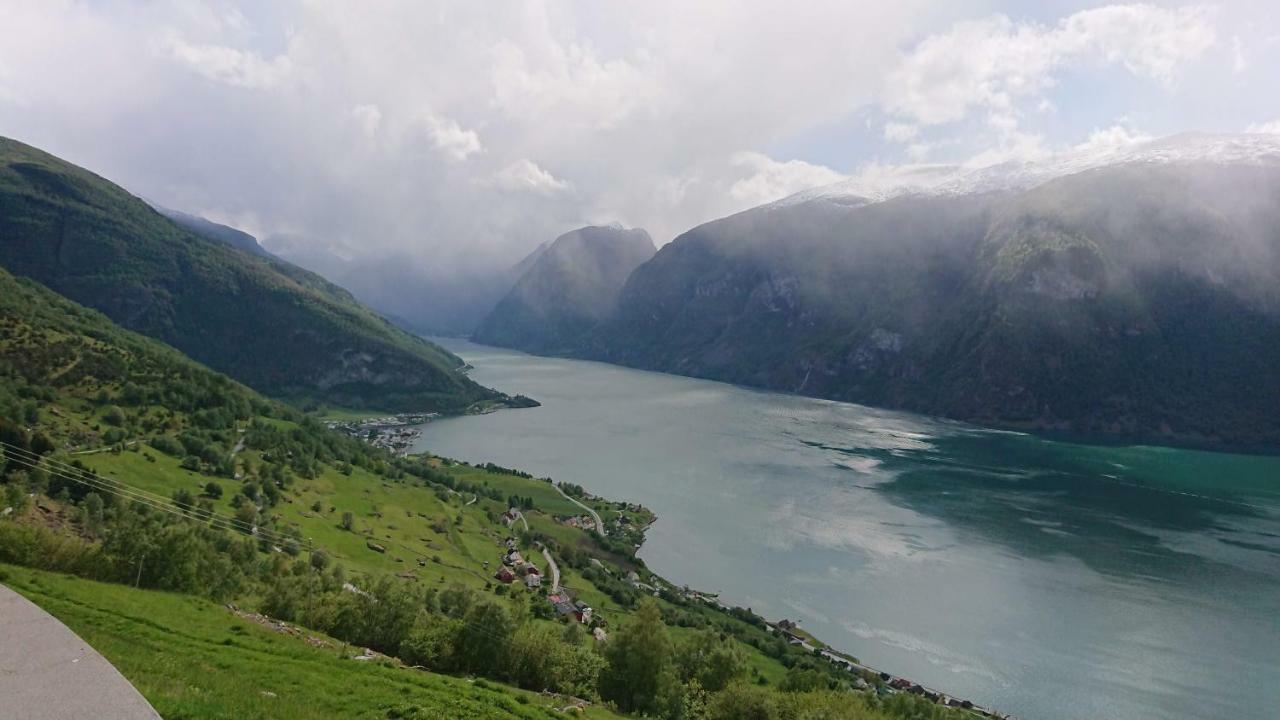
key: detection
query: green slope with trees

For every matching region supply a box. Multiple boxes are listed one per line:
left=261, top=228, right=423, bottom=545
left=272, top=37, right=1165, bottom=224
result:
left=0, top=266, right=977, bottom=719
left=0, top=136, right=497, bottom=413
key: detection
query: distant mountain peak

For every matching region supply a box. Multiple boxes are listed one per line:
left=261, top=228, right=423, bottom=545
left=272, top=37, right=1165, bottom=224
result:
left=473, top=224, right=655, bottom=353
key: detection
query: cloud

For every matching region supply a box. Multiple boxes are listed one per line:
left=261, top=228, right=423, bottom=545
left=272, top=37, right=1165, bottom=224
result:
left=727, top=151, right=846, bottom=206
left=883, top=122, right=919, bottom=143
left=422, top=115, right=483, bottom=161
left=1074, top=124, right=1154, bottom=153
left=485, top=159, right=570, bottom=194
left=1232, top=35, right=1249, bottom=73
left=0, top=0, right=1262, bottom=296
left=351, top=104, right=382, bottom=137
left=1246, top=119, right=1280, bottom=134
left=886, top=4, right=1217, bottom=130
left=161, top=35, right=292, bottom=89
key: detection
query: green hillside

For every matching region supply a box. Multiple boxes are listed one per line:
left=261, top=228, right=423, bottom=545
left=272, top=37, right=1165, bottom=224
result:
left=0, top=136, right=496, bottom=413
left=0, top=267, right=977, bottom=719
left=2, top=564, right=619, bottom=720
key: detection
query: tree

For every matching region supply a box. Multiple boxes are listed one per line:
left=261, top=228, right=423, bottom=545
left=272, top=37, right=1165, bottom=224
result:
left=437, top=584, right=475, bottom=619
left=456, top=601, right=514, bottom=675
left=234, top=502, right=257, bottom=532
left=706, top=683, right=778, bottom=720
left=82, top=492, right=105, bottom=533
left=676, top=630, right=748, bottom=693
left=171, top=488, right=195, bottom=512
left=599, top=599, right=675, bottom=715
left=4, top=482, right=27, bottom=516
left=399, top=612, right=461, bottom=671
left=779, top=666, right=827, bottom=693
left=507, top=623, right=563, bottom=691
left=310, top=549, right=329, bottom=571
left=340, top=511, right=354, bottom=531
left=203, top=481, right=223, bottom=499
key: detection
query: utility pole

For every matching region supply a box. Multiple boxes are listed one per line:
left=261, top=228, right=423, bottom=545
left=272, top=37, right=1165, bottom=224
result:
left=307, top=538, right=314, bottom=623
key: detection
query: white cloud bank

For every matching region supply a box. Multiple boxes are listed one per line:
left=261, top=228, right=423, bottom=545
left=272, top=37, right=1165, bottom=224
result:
left=0, top=1, right=1269, bottom=272
left=884, top=4, right=1217, bottom=158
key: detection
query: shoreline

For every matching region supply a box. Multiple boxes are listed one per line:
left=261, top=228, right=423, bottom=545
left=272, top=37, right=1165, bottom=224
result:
left=518, top=474, right=1012, bottom=719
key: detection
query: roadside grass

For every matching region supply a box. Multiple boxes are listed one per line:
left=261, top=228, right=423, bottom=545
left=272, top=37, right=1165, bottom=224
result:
left=1, top=563, right=631, bottom=720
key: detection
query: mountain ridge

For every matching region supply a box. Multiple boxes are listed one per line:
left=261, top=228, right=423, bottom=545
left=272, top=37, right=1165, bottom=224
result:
left=474, top=225, right=655, bottom=354
left=0, top=136, right=499, bottom=413
left=567, top=136, right=1280, bottom=448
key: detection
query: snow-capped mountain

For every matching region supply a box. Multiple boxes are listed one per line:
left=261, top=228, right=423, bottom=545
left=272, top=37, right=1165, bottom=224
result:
left=778, top=132, right=1280, bottom=207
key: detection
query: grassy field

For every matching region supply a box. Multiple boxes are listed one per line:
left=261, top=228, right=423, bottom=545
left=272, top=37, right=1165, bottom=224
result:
left=1, top=563, right=628, bottom=720
left=69, top=434, right=795, bottom=678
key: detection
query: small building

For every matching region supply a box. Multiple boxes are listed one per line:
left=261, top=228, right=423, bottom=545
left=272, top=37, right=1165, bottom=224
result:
left=505, top=550, right=524, bottom=565
left=574, top=601, right=593, bottom=624
left=494, top=566, right=516, bottom=583
left=524, top=572, right=541, bottom=588
left=553, top=599, right=576, bottom=617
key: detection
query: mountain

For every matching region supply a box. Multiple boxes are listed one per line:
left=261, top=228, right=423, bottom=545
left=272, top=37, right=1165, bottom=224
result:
left=152, top=205, right=274, bottom=259
left=0, top=136, right=499, bottom=413
left=474, top=225, right=655, bottom=354
left=582, top=134, right=1280, bottom=448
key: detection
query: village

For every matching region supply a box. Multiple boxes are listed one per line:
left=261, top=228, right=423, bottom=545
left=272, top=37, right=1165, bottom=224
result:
left=324, top=412, right=438, bottom=456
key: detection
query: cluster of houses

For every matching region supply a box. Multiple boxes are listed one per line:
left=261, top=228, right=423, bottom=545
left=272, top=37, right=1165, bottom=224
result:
left=559, top=514, right=597, bottom=532
left=326, top=413, right=438, bottom=456
left=548, top=593, right=593, bottom=624
left=493, top=537, right=541, bottom=588
left=769, top=619, right=1013, bottom=719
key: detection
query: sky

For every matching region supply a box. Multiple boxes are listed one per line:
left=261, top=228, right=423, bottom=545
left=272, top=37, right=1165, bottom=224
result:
left=2, top=0, right=1278, bottom=274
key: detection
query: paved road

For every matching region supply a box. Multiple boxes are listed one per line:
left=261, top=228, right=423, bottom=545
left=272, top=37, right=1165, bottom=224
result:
left=0, top=584, right=161, bottom=720
left=555, top=484, right=605, bottom=537
left=540, top=546, right=561, bottom=593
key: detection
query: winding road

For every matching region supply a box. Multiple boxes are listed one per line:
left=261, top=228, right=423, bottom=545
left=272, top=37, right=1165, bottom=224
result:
left=0, top=584, right=161, bottom=719
left=555, top=484, right=605, bottom=537
left=540, top=545, right=561, bottom=593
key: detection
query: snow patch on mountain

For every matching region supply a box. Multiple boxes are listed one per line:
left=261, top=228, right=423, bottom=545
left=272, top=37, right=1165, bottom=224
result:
left=775, top=132, right=1280, bottom=209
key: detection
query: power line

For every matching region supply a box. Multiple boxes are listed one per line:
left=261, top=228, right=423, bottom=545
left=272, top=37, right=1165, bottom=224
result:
left=0, top=441, right=303, bottom=548
left=1, top=441, right=568, bottom=647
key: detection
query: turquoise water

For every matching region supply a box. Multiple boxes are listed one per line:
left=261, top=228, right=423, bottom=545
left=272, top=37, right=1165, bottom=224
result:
left=414, top=340, right=1280, bottom=720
